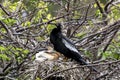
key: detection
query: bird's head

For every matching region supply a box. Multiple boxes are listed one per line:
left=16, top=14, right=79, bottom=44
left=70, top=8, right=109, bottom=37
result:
left=55, top=23, right=61, bottom=30
left=50, top=23, right=62, bottom=31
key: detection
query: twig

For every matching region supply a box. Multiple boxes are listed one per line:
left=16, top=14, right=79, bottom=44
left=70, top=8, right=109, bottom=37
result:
left=95, top=67, right=118, bottom=80
left=0, top=4, right=10, bottom=16
left=95, top=0, right=108, bottom=25
left=70, top=4, right=90, bottom=37
left=16, top=13, right=70, bottom=32
left=3, top=62, right=12, bottom=72
left=104, top=0, right=115, bottom=14
left=103, top=28, right=119, bottom=52
left=94, top=0, right=107, bottom=18
left=75, top=19, right=120, bottom=44
left=0, top=21, right=15, bottom=40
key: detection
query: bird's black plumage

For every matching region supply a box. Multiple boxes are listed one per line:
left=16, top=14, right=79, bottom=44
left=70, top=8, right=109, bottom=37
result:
left=50, top=23, right=98, bottom=72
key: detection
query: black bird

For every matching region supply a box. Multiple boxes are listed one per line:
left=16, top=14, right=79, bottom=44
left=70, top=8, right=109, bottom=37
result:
left=50, top=23, right=98, bottom=72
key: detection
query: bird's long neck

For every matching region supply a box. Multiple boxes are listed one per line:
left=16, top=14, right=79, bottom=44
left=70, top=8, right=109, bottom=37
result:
left=51, top=28, right=61, bottom=35
left=57, top=26, right=61, bottom=32
left=52, top=26, right=61, bottom=35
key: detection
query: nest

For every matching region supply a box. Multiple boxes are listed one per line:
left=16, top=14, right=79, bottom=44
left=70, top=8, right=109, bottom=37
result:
left=27, top=59, right=120, bottom=80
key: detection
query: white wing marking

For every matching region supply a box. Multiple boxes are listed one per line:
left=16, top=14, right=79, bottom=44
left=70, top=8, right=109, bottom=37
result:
left=62, top=38, right=79, bottom=53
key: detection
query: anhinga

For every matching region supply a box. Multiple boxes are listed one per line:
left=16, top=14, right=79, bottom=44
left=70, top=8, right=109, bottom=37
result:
left=50, top=23, right=98, bottom=72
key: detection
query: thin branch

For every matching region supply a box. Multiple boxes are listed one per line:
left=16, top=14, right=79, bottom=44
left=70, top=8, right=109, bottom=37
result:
left=104, top=0, right=115, bottom=14
left=16, top=13, right=70, bottom=32
left=75, top=19, right=120, bottom=44
left=70, top=4, right=91, bottom=37
left=95, top=67, right=118, bottom=80
left=94, top=0, right=106, bottom=16
left=0, top=4, right=10, bottom=16
left=0, top=21, right=15, bottom=40
left=103, top=28, right=119, bottom=52
left=94, top=0, right=107, bottom=23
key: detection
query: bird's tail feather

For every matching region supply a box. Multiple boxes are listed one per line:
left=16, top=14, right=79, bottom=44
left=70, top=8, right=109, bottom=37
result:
left=79, top=59, right=98, bottom=72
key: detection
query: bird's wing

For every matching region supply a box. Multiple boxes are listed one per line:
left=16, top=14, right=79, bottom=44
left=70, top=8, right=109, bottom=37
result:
left=61, top=35, right=79, bottom=53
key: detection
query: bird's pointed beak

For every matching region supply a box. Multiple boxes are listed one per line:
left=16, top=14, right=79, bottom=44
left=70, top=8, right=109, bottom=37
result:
left=49, top=23, right=56, bottom=26
left=49, top=23, right=62, bottom=30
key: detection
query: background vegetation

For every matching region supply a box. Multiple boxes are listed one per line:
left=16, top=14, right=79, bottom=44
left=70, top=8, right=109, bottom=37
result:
left=0, top=0, right=120, bottom=80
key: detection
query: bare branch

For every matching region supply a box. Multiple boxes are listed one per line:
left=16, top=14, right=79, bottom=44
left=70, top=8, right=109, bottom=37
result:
left=104, top=0, right=115, bottom=14
left=0, top=4, right=10, bottom=16
left=70, top=4, right=91, bottom=37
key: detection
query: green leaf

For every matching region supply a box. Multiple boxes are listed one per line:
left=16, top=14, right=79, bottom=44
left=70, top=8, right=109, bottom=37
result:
left=36, top=77, right=41, bottom=80
left=23, top=49, right=29, bottom=54
left=75, top=33, right=86, bottom=39
left=0, top=54, right=10, bottom=60
left=0, top=46, right=6, bottom=51
left=113, top=53, right=120, bottom=59
left=100, top=0, right=107, bottom=5
left=47, top=24, right=56, bottom=34
left=24, top=21, right=31, bottom=27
